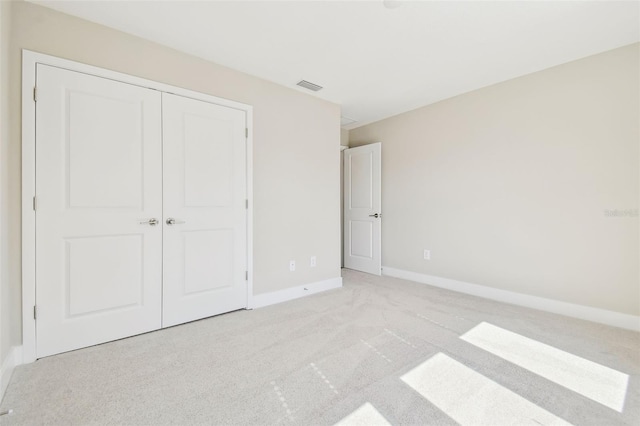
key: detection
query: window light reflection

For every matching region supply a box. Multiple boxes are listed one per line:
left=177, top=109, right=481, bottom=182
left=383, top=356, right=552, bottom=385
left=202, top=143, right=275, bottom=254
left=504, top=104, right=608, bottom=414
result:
left=401, top=353, right=571, bottom=425
left=460, top=322, right=629, bottom=412
left=335, top=402, right=392, bottom=426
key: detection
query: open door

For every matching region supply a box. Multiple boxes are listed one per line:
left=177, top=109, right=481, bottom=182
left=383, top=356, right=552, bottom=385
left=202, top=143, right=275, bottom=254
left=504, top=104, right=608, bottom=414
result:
left=343, top=143, right=381, bottom=275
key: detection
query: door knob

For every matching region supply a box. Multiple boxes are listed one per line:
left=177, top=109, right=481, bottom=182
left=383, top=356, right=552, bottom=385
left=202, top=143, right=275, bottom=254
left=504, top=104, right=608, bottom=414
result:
left=140, top=218, right=159, bottom=226
left=369, top=213, right=381, bottom=218
left=166, top=218, right=186, bottom=225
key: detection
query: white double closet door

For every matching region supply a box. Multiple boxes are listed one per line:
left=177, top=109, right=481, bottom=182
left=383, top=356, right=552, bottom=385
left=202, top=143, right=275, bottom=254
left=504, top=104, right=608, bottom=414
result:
left=35, top=65, right=248, bottom=358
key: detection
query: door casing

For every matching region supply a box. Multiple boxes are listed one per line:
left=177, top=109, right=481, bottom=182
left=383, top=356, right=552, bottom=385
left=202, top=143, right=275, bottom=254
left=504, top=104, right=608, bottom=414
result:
left=21, top=50, right=254, bottom=363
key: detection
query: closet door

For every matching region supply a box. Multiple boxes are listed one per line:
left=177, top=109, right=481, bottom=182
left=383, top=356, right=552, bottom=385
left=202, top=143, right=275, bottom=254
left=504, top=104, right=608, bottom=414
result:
left=35, top=65, right=163, bottom=358
left=162, top=93, right=248, bottom=327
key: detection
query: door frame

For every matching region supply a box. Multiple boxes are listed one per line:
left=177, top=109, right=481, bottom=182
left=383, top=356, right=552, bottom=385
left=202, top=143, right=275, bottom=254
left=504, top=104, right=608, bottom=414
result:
left=21, top=50, right=254, bottom=363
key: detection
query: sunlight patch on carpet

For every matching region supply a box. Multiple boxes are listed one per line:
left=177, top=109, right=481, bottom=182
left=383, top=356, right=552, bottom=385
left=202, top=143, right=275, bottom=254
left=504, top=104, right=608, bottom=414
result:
left=401, top=353, right=570, bottom=425
left=460, top=322, right=629, bottom=412
left=335, top=402, right=391, bottom=426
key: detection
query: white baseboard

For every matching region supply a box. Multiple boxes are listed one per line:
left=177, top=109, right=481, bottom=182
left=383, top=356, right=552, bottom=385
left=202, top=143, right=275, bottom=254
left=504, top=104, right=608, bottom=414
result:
left=382, top=267, right=640, bottom=332
left=0, top=346, right=22, bottom=401
left=251, top=277, right=343, bottom=309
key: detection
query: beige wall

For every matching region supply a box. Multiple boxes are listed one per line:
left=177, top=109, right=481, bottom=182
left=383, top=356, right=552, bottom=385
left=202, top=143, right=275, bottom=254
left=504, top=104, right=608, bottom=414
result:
left=0, top=2, right=12, bottom=365
left=350, top=43, right=639, bottom=316
left=340, top=129, right=349, bottom=147
left=2, top=1, right=341, bottom=359
left=1, top=0, right=12, bottom=362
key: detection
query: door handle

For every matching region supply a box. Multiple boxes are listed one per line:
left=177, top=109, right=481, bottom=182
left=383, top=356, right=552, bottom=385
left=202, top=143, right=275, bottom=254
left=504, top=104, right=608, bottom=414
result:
left=166, top=218, right=186, bottom=225
left=369, top=213, right=381, bottom=218
left=140, top=218, right=159, bottom=226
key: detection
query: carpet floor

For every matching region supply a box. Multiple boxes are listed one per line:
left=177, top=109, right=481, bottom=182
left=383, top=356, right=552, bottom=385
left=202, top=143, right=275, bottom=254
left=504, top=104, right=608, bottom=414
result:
left=1, top=269, right=638, bottom=425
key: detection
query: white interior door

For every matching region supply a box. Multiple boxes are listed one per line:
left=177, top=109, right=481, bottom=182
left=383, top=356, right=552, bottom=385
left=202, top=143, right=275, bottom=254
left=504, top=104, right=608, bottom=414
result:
left=35, top=64, right=163, bottom=358
left=344, top=143, right=382, bottom=275
left=162, top=93, right=248, bottom=327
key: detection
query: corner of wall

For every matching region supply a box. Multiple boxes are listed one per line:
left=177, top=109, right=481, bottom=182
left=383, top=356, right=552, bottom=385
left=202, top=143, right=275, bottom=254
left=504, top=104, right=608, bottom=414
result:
left=251, top=276, right=343, bottom=309
left=0, top=346, right=22, bottom=402
left=340, top=128, right=350, bottom=147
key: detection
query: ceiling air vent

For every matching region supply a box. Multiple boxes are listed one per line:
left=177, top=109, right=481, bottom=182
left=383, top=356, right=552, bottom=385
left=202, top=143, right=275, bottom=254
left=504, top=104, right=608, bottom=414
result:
left=296, top=80, right=323, bottom=92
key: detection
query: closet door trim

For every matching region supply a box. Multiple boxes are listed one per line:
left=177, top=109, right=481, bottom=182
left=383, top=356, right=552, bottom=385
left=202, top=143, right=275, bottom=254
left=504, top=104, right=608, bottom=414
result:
left=21, top=50, right=254, bottom=364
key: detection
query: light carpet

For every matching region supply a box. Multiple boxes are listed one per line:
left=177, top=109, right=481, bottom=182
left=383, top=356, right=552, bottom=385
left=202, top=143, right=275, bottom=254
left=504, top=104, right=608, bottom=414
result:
left=1, top=269, right=638, bottom=425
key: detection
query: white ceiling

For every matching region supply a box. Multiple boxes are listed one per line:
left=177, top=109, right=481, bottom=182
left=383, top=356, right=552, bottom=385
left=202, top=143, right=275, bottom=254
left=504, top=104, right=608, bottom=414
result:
left=30, top=0, right=640, bottom=129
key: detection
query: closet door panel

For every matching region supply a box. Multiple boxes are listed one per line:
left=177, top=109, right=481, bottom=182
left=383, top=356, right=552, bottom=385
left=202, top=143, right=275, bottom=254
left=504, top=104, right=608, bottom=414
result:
left=162, top=93, right=247, bottom=327
left=35, top=64, right=163, bottom=358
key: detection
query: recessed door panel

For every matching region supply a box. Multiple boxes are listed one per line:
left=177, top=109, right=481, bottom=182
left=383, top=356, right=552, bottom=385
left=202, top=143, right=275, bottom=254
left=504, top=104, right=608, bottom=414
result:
left=66, top=235, right=143, bottom=316
left=350, top=152, right=373, bottom=209
left=349, top=220, right=373, bottom=259
left=162, top=93, right=247, bottom=327
left=183, top=229, right=235, bottom=295
left=68, top=91, right=143, bottom=208
left=35, top=64, right=162, bottom=358
left=184, top=113, right=234, bottom=207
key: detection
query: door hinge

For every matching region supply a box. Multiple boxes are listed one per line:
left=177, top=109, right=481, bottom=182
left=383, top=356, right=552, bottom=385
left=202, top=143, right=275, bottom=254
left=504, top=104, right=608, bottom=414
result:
left=245, top=128, right=248, bottom=138
left=245, top=199, right=248, bottom=209
left=33, top=87, right=37, bottom=102
left=33, top=305, right=37, bottom=320
left=32, top=196, right=37, bottom=211
left=245, top=271, right=248, bottom=281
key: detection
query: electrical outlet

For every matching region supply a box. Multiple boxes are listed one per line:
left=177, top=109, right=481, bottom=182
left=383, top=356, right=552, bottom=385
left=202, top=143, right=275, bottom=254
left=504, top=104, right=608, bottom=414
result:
left=423, top=249, right=431, bottom=260
left=310, top=256, right=317, bottom=267
left=289, top=260, right=296, bottom=271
